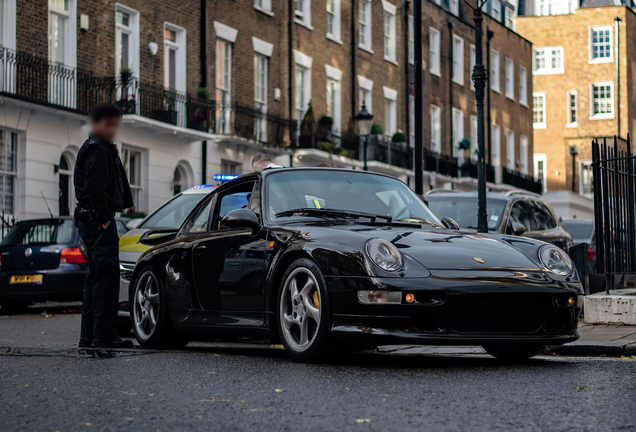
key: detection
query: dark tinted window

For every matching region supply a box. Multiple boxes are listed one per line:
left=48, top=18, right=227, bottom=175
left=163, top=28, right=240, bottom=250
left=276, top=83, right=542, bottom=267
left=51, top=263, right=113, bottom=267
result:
left=215, top=182, right=256, bottom=230
left=509, top=200, right=537, bottom=231
left=184, top=199, right=213, bottom=233
left=560, top=220, right=594, bottom=241
left=427, top=197, right=506, bottom=230
left=537, top=203, right=558, bottom=229
left=1, top=219, right=75, bottom=246
left=142, top=193, right=208, bottom=229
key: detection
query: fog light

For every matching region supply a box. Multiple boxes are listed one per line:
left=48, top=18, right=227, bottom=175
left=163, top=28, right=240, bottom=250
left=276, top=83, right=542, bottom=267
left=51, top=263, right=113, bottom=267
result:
left=405, top=293, right=415, bottom=303
left=568, top=296, right=576, bottom=306
left=357, top=290, right=401, bottom=304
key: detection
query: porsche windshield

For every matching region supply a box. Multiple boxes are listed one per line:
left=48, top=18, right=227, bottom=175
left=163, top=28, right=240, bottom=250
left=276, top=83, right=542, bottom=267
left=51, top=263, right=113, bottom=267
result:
left=266, top=170, right=441, bottom=225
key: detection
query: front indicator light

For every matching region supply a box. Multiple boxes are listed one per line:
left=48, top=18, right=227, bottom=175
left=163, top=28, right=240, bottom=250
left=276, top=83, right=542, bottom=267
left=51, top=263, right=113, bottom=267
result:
left=405, top=293, right=416, bottom=303
left=568, top=296, right=576, bottom=307
left=357, top=290, right=401, bottom=304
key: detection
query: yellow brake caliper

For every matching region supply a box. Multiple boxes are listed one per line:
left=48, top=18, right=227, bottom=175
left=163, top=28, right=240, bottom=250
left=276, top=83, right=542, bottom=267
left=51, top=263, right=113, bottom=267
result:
left=312, top=290, right=320, bottom=309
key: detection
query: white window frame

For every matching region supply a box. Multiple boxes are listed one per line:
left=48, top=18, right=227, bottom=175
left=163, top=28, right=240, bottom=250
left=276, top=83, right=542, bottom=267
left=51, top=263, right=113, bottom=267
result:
left=520, top=135, right=529, bottom=175
left=0, top=0, right=16, bottom=51
left=0, top=130, right=17, bottom=215
left=358, top=75, right=373, bottom=113
left=452, top=35, right=464, bottom=86
left=506, top=129, right=515, bottom=169
left=115, top=4, right=140, bottom=80
left=121, top=145, right=145, bottom=211
left=452, top=108, right=464, bottom=158
left=48, top=0, right=77, bottom=67
left=430, top=104, right=441, bottom=154
left=470, top=115, right=478, bottom=161
left=382, top=1, right=397, bottom=64
left=254, top=54, right=268, bottom=142
left=429, top=28, right=441, bottom=77
left=295, top=0, right=312, bottom=29
left=450, top=0, right=459, bottom=16
left=491, top=123, right=501, bottom=182
left=566, top=90, right=577, bottom=127
left=533, top=92, right=546, bottom=129
left=491, top=0, right=501, bottom=21
left=590, top=82, right=614, bottom=120
left=505, top=6, right=514, bottom=29
left=505, top=57, right=514, bottom=100
left=358, top=0, right=372, bottom=53
left=533, top=46, right=564, bottom=75
left=383, top=86, right=398, bottom=142
left=490, top=50, right=500, bottom=93
left=580, top=161, right=593, bottom=197
left=589, top=26, right=612, bottom=64
left=536, top=0, right=573, bottom=16
left=519, top=66, right=528, bottom=106
left=254, top=0, right=273, bottom=15
left=534, top=153, right=547, bottom=193
left=326, top=64, right=342, bottom=135
left=164, top=22, right=186, bottom=93
left=408, top=16, right=414, bottom=65
left=326, top=0, right=341, bottom=43
left=294, top=50, right=313, bottom=134
left=469, top=44, right=476, bottom=91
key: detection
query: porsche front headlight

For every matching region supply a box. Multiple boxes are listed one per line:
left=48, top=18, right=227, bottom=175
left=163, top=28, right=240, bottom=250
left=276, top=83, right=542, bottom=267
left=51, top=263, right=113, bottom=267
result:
left=539, top=246, right=573, bottom=276
left=365, top=239, right=403, bottom=272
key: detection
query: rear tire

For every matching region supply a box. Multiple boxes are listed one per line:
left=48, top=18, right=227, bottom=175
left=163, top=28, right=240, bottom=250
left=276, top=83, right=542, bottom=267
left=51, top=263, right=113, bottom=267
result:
left=131, top=267, right=189, bottom=350
left=0, top=299, right=30, bottom=315
left=483, top=344, right=544, bottom=361
left=277, top=258, right=333, bottom=362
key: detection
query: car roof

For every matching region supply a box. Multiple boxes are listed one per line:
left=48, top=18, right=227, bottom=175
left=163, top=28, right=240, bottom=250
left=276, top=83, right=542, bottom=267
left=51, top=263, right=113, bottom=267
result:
left=12, top=216, right=75, bottom=223
left=560, top=219, right=594, bottom=226
left=424, top=190, right=541, bottom=202
left=181, top=184, right=219, bottom=194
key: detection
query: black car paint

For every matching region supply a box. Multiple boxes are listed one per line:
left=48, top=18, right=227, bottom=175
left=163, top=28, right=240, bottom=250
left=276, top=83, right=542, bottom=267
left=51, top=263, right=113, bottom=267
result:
left=130, top=169, right=582, bottom=346
left=0, top=217, right=88, bottom=302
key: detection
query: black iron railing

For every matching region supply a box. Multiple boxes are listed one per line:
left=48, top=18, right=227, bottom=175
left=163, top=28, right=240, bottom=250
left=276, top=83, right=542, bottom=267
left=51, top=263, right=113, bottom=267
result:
left=366, top=136, right=412, bottom=169
left=423, top=148, right=459, bottom=178
left=592, top=135, right=636, bottom=292
left=502, top=167, right=543, bottom=194
left=224, top=104, right=295, bottom=147
left=460, top=159, right=496, bottom=183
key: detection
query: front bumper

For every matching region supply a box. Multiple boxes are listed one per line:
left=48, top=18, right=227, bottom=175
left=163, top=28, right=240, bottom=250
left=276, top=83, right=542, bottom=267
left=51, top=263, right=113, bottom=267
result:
left=0, top=265, right=86, bottom=302
left=326, top=274, right=582, bottom=347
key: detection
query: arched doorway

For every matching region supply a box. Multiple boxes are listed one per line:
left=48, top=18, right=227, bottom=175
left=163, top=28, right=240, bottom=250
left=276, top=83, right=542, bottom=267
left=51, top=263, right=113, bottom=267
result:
left=58, top=153, right=73, bottom=216
left=172, top=161, right=194, bottom=195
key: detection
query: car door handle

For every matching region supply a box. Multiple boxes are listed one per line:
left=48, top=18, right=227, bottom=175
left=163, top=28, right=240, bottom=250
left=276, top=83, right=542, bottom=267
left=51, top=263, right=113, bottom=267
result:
left=195, top=245, right=207, bottom=251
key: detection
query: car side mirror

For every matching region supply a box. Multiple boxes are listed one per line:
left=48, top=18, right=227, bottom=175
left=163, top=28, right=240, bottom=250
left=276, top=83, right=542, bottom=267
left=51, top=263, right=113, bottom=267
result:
left=126, top=218, right=144, bottom=230
left=511, top=222, right=527, bottom=236
left=221, top=209, right=260, bottom=235
left=441, top=217, right=460, bottom=230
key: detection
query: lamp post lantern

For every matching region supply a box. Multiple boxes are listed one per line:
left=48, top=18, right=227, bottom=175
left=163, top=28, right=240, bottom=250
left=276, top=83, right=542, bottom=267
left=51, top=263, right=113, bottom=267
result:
left=471, top=0, right=489, bottom=233
left=355, top=103, right=373, bottom=171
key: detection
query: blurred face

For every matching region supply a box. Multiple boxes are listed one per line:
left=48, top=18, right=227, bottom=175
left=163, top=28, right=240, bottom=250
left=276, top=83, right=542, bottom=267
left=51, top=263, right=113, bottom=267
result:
left=91, top=116, right=121, bottom=143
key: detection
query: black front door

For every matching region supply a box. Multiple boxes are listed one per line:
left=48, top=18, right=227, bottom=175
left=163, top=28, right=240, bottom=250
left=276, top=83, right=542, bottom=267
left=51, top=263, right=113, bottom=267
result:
left=191, top=181, right=267, bottom=324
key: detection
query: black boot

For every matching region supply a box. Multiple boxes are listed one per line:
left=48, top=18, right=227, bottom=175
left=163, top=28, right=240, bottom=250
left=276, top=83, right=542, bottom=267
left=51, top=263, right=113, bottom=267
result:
left=78, top=337, right=92, bottom=348
left=92, top=338, right=134, bottom=349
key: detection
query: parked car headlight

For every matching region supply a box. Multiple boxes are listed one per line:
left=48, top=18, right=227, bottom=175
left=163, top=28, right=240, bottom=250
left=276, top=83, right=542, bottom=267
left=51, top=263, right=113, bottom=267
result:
left=365, top=239, right=403, bottom=272
left=539, top=246, right=573, bottom=276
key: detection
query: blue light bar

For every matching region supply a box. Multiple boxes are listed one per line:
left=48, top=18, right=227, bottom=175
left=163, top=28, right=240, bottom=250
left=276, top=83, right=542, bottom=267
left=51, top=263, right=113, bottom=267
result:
left=213, top=174, right=240, bottom=182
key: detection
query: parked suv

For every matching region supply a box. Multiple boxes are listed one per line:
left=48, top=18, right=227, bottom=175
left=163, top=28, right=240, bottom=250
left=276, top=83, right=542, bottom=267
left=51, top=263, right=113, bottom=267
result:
left=426, top=190, right=573, bottom=251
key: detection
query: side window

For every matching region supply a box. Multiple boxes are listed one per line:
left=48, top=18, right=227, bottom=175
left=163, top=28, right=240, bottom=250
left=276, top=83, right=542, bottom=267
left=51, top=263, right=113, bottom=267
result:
left=249, top=181, right=261, bottom=217
left=214, top=181, right=256, bottom=230
left=509, top=200, right=536, bottom=232
left=538, top=202, right=557, bottom=229
left=184, top=199, right=213, bottom=233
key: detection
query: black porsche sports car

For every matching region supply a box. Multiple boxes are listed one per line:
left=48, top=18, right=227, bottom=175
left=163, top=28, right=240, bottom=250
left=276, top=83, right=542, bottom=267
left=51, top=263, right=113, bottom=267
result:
left=129, top=168, right=583, bottom=362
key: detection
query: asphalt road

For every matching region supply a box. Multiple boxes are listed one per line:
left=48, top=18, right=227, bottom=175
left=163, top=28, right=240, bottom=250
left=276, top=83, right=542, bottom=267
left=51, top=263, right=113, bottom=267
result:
left=1, top=304, right=635, bottom=432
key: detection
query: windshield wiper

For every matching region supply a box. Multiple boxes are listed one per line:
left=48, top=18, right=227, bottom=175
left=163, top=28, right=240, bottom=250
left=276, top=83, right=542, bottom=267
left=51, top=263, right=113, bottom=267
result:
left=275, top=208, right=392, bottom=222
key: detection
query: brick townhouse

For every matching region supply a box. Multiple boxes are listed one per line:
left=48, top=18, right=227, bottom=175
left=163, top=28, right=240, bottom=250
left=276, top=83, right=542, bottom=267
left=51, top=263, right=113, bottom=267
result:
left=0, top=0, right=535, bottom=222
left=516, top=0, right=635, bottom=219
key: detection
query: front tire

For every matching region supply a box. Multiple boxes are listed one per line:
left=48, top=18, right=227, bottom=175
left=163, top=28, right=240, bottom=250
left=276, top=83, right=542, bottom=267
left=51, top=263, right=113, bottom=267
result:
left=131, top=267, right=188, bottom=349
left=277, top=259, right=332, bottom=362
left=483, top=344, right=544, bottom=361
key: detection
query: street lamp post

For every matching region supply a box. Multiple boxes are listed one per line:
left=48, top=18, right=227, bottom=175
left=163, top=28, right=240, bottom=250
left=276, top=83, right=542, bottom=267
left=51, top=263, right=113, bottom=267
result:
left=355, top=103, right=373, bottom=171
left=569, top=145, right=578, bottom=192
left=471, top=0, right=488, bottom=233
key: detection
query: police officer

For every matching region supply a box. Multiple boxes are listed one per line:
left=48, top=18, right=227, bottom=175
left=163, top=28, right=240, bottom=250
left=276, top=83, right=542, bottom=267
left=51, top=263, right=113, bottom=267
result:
left=74, top=103, right=134, bottom=349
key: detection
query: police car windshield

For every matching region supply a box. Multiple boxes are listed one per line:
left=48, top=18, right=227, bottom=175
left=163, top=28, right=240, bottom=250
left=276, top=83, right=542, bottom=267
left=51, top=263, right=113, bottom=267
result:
left=141, top=193, right=208, bottom=230
left=266, top=170, right=440, bottom=225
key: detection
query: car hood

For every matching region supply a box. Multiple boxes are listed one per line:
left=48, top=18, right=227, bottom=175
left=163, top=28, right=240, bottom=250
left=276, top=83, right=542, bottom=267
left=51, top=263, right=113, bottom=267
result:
left=316, top=223, right=541, bottom=272
left=119, top=229, right=151, bottom=265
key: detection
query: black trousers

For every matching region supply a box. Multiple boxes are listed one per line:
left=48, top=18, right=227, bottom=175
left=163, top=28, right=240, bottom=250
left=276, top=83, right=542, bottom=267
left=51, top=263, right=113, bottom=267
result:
left=78, top=218, right=120, bottom=341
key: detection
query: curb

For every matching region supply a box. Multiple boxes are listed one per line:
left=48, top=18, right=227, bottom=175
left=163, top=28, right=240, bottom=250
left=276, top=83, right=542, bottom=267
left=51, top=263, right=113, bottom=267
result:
left=549, top=341, right=636, bottom=357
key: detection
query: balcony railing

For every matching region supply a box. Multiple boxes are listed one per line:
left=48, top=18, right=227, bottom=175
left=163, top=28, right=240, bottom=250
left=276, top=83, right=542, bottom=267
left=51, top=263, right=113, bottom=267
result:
left=460, top=159, right=496, bottom=183
left=423, top=148, right=459, bottom=178
left=502, top=167, right=543, bottom=194
left=214, top=103, right=296, bottom=147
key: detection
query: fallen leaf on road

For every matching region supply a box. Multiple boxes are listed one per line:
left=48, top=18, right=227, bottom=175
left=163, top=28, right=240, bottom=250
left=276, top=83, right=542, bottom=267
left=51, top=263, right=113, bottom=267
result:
left=196, top=397, right=231, bottom=403
left=250, top=408, right=266, bottom=412
left=356, top=419, right=371, bottom=423
left=573, top=386, right=587, bottom=390
left=274, top=389, right=284, bottom=393
left=148, top=394, right=154, bottom=396
left=126, top=418, right=134, bottom=421
left=621, top=355, right=636, bottom=360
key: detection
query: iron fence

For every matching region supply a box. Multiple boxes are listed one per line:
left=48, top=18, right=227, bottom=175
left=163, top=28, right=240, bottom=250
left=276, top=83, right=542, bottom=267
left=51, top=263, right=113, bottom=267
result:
left=216, top=103, right=296, bottom=147
left=461, top=159, right=496, bottom=183
left=502, top=167, right=543, bottom=194
left=423, top=148, right=459, bottom=178
left=592, top=136, right=636, bottom=293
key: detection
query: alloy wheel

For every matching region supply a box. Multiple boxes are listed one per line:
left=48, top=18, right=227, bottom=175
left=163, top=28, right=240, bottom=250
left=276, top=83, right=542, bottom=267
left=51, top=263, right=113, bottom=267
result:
left=279, top=267, right=322, bottom=352
left=133, top=271, right=160, bottom=340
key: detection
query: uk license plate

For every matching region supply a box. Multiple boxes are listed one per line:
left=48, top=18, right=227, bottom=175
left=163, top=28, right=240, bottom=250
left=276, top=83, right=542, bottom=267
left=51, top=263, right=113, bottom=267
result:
left=10, top=274, right=43, bottom=284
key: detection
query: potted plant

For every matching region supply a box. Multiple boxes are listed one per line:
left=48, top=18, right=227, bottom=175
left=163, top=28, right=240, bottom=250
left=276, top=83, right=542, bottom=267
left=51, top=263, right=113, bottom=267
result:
left=340, top=117, right=359, bottom=159
left=298, top=102, right=316, bottom=148
left=154, top=90, right=178, bottom=125
left=116, top=67, right=136, bottom=114
left=189, top=87, right=211, bottom=131
left=317, top=115, right=334, bottom=142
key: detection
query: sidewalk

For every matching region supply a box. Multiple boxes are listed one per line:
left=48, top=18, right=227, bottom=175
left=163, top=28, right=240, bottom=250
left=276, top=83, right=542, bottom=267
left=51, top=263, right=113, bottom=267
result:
left=381, top=321, right=636, bottom=357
